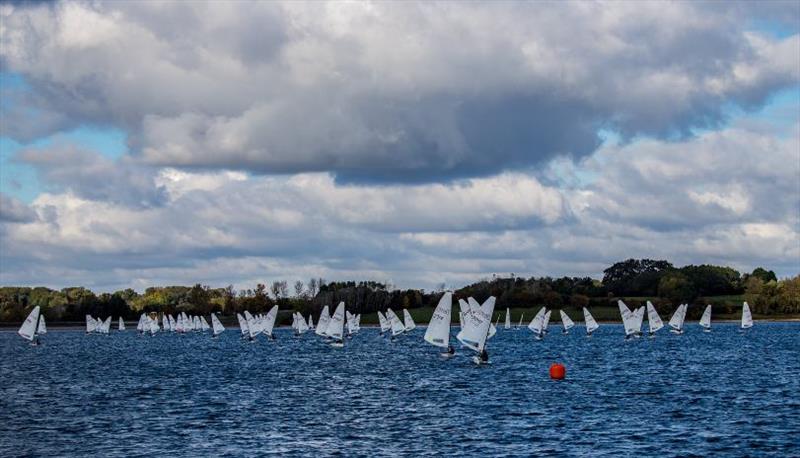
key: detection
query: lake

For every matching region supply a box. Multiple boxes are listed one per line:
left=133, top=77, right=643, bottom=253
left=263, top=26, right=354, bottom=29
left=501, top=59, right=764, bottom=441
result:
left=1, top=322, right=798, bottom=456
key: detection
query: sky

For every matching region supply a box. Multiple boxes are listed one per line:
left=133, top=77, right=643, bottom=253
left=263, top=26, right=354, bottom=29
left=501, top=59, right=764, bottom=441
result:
left=0, top=1, right=798, bottom=293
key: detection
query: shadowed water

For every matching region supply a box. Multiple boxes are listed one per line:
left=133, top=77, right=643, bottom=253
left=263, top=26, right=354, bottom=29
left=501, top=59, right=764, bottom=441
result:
left=1, top=322, right=798, bottom=457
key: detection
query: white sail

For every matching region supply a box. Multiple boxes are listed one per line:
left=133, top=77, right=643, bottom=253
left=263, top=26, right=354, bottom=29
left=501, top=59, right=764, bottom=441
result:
left=504, top=308, right=511, bottom=329
left=377, top=311, right=390, bottom=333
left=467, top=297, right=496, bottom=339
left=345, top=311, right=354, bottom=335
left=403, top=309, right=416, bottom=332
left=211, top=313, right=225, bottom=336
left=458, top=299, right=467, bottom=329
left=518, top=313, right=524, bottom=328
left=102, top=316, right=112, bottom=334
left=386, top=308, right=406, bottom=336
left=668, top=304, right=686, bottom=332
left=244, top=311, right=260, bottom=338
left=308, top=314, right=314, bottom=330
left=201, top=316, right=211, bottom=332
left=424, top=292, right=452, bottom=349
left=118, top=317, right=125, bottom=330
left=741, top=302, right=753, bottom=329
left=18, top=306, right=41, bottom=341
left=296, top=312, right=309, bottom=334
left=528, top=307, right=547, bottom=335
left=633, top=307, right=644, bottom=334
left=315, top=306, right=331, bottom=337
left=542, top=310, right=552, bottom=332
left=456, top=296, right=495, bottom=353
left=326, top=302, right=345, bottom=341
left=582, top=307, right=599, bottom=334
left=646, top=301, right=664, bottom=334
left=236, top=313, right=248, bottom=335
left=699, top=304, right=712, bottom=329
left=618, top=300, right=638, bottom=336
left=263, top=305, right=278, bottom=337
left=37, top=315, right=47, bottom=335
left=169, top=314, right=176, bottom=331
left=559, top=310, right=575, bottom=332
left=88, top=314, right=99, bottom=333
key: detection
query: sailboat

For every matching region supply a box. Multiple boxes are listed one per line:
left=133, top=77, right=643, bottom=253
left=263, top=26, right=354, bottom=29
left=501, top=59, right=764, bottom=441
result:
left=528, top=307, right=547, bottom=340
left=668, top=304, right=687, bottom=335
left=211, top=313, right=225, bottom=337
left=467, top=297, right=497, bottom=340
left=517, top=313, right=524, bottom=329
left=97, top=317, right=111, bottom=335
left=699, top=304, right=712, bottom=332
left=618, top=300, right=638, bottom=340
left=315, top=306, right=331, bottom=338
left=424, top=292, right=455, bottom=357
left=504, top=308, right=511, bottom=330
left=582, top=307, right=599, bottom=336
left=494, top=313, right=500, bottom=328
left=633, top=307, right=644, bottom=337
left=741, top=302, right=753, bottom=330
left=377, top=311, right=390, bottom=336
left=542, top=310, right=552, bottom=335
left=295, top=312, right=309, bottom=335
left=263, top=305, right=278, bottom=340
left=18, top=306, right=42, bottom=345
left=386, top=308, right=406, bottom=339
left=403, top=309, right=416, bottom=332
left=199, top=316, right=210, bottom=332
left=326, top=302, right=346, bottom=347
left=457, top=296, right=496, bottom=365
left=118, top=317, right=125, bottom=331
left=37, top=315, right=47, bottom=336
left=87, top=314, right=98, bottom=334
left=236, top=313, right=248, bottom=338
left=308, top=314, right=315, bottom=330
left=646, top=301, right=664, bottom=337
left=244, top=311, right=260, bottom=342
left=559, top=310, right=575, bottom=334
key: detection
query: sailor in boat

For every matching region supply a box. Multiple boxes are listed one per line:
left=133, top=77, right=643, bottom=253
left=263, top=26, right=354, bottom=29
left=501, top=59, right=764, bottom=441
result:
left=479, top=349, right=489, bottom=364
left=447, top=345, right=455, bottom=356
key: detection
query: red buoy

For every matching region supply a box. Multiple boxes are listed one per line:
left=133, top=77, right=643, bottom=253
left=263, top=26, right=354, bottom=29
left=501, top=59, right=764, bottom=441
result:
left=550, top=363, right=566, bottom=380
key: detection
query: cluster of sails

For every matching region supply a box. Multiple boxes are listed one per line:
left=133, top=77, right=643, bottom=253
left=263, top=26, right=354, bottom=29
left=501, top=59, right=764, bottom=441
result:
left=128, top=311, right=226, bottom=337
left=286, top=302, right=362, bottom=347
left=17, top=297, right=756, bottom=361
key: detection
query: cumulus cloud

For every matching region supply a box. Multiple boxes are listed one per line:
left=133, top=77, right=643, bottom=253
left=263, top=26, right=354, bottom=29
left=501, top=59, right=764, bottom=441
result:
left=16, top=143, right=168, bottom=208
left=0, top=1, right=797, bottom=291
left=0, top=192, right=37, bottom=223
left=1, top=118, right=797, bottom=291
left=1, top=1, right=798, bottom=182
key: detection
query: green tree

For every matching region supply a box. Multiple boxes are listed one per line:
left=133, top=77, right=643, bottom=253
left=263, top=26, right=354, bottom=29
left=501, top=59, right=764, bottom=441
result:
left=658, top=272, right=696, bottom=303
left=749, top=267, right=777, bottom=283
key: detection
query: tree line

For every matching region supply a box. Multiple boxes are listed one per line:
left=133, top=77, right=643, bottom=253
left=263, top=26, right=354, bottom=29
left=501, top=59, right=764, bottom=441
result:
left=0, top=259, right=797, bottom=323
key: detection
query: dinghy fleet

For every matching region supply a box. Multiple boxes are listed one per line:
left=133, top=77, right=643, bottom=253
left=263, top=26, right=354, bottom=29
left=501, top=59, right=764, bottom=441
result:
left=18, top=297, right=758, bottom=364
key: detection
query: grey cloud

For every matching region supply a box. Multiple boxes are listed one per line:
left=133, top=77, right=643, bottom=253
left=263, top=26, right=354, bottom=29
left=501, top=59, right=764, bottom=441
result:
left=0, top=192, right=37, bottom=223
left=1, top=1, right=797, bottom=182
left=16, top=144, right=168, bottom=208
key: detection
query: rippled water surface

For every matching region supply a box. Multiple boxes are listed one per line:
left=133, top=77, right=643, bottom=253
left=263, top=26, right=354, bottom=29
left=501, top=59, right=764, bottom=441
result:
left=1, top=323, right=799, bottom=457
